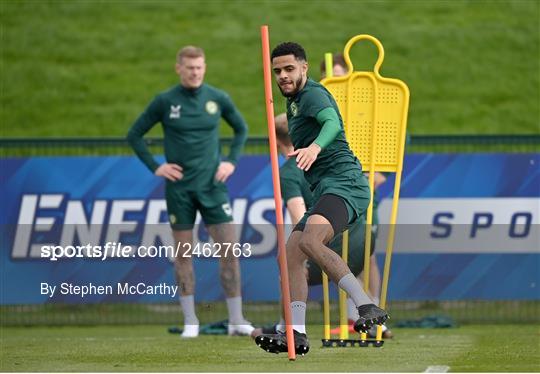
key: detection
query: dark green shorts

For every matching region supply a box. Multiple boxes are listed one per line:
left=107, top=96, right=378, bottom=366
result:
left=306, top=217, right=376, bottom=286
left=297, top=171, right=371, bottom=232
left=166, top=182, right=233, bottom=230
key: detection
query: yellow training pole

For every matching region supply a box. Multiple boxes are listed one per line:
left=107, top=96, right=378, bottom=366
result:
left=325, top=52, right=333, bottom=77
left=322, top=273, right=330, bottom=340
left=322, top=52, right=333, bottom=341
left=339, top=230, right=349, bottom=340
left=376, top=170, right=401, bottom=340
left=376, top=97, right=408, bottom=339
left=360, top=78, right=378, bottom=343
left=322, top=52, right=351, bottom=341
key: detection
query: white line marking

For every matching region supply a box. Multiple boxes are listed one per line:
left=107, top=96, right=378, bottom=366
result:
left=424, top=366, right=450, bottom=373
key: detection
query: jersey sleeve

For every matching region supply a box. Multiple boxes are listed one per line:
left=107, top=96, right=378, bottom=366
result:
left=313, top=107, right=341, bottom=149
left=220, top=92, right=248, bottom=164
left=126, top=95, right=163, bottom=173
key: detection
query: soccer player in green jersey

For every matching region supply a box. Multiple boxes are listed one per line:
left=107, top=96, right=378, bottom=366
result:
left=276, top=112, right=367, bottom=285
left=251, top=114, right=370, bottom=339
left=127, top=46, right=253, bottom=338
left=255, top=42, right=388, bottom=355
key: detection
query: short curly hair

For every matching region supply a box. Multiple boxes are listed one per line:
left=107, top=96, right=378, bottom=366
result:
left=271, top=42, right=307, bottom=62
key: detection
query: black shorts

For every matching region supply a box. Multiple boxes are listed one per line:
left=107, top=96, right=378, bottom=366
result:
left=293, top=194, right=349, bottom=236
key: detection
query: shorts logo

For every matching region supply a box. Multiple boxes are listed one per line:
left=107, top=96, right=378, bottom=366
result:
left=290, top=102, right=298, bottom=117
left=170, top=105, right=181, bottom=119
left=205, top=101, right=218, bottom=115
left=169, top=214, right=177, bottom=224
left=221, top=203, right=232, bottom=217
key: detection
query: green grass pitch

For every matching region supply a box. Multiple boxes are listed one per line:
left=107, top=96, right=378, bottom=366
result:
left=1, top=1, right=538, bottom=137
left=1, top=324, right=538, bottom=372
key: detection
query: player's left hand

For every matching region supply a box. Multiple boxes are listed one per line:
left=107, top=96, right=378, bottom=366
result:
left=215, top=161, right=236, bottom=182
left=288, top=143, right=321, bottom=171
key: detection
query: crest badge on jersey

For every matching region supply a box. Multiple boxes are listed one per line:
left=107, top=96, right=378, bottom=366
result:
left=221, top=203, right=232, bottom=217
left=169, top=214, right=177, bottom=224
left=290, top=102, right=298, bottom=117
left=170, top=105, right=181, bottom=119
left=205, top=100, right=218, bottom=115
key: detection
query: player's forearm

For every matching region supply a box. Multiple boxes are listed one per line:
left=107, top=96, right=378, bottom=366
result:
left=126, top=125, right=160, bottom=173
left=313, top=107, right=341, bottom=149
left=127, top=95, right=163, bottom=173
left=286, top=197, right=307, bottom=225
left=225, top=110, right=248, bottom=164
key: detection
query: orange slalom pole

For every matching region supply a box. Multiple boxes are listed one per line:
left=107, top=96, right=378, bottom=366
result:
left=260, top=25, right=296, bottom=361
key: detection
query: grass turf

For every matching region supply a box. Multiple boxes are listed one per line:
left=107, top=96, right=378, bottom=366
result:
left=1, top=0, right=539, bottom=137
left=1, top=324, right=538, bottom=372
left=2, top=300, right=539, bottom=326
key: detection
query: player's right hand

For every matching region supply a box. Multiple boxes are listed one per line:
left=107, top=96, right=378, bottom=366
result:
left=288, top=143, right=321, bottom=171
left=155, top=163, right=183, bottom=181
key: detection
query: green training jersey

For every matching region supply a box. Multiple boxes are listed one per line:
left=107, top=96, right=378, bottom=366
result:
left=279, top=157, right=314, bottom=208
left=127, top=83, right=248, bottom=190
left=286, top=78, right=363, bottom=188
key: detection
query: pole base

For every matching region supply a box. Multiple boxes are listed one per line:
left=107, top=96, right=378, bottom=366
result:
left=321, top=338, right=384, bottom=348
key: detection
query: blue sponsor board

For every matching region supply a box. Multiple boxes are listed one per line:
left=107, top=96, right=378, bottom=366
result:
left=1, top=154, right=538, bottom=304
